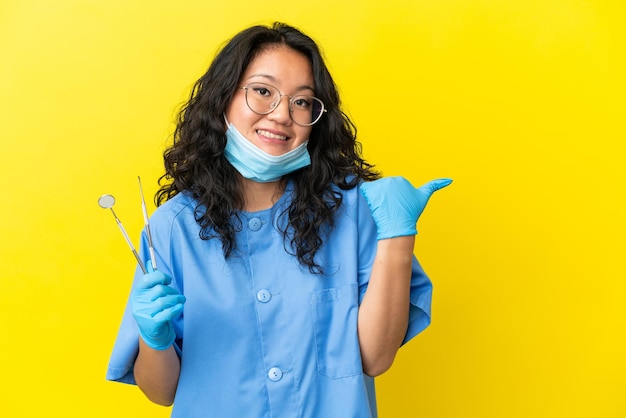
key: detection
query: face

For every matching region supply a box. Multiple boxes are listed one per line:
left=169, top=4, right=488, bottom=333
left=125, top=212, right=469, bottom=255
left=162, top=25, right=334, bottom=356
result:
left=225, top=45, right=314, bottom=156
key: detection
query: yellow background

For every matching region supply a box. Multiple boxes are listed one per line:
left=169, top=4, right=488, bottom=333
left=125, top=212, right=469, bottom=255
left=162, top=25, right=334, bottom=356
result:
left=1, top=0, right=624, bottom=417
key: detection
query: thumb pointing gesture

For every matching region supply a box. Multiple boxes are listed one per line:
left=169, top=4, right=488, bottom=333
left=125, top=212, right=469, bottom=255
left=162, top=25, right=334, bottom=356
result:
left=360, top=176, right=452, bottom=240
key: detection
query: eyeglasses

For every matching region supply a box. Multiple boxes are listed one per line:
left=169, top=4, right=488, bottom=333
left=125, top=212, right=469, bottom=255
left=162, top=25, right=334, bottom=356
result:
left=239, top=82, right=326, bottom=126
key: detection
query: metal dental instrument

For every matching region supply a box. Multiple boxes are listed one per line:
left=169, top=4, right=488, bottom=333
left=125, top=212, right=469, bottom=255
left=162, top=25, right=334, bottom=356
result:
left=138, top=176, right=157, bottom=271
left=98, top=194, right=147, bottom=274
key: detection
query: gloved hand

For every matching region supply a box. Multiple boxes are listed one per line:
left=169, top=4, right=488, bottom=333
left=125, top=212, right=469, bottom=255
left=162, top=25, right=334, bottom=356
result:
left=360, top=176, right=452, bottom=240
left=130, top=261, right=186, bottom=350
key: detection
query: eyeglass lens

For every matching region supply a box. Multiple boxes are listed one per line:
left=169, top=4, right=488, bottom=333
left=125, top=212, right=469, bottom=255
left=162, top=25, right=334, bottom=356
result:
left=244, top=83, right=324, bottom=126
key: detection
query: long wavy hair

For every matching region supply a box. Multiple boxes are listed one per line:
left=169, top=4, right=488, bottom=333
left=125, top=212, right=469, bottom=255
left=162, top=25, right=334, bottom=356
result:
left=156, top=22, right=379, bottom=273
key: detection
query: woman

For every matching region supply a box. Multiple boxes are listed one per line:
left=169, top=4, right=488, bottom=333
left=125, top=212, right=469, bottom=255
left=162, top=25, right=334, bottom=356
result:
left=107, top=22, right=451, bottom=417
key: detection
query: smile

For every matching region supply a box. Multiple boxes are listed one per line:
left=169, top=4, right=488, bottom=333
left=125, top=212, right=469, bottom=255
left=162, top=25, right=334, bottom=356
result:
left=257, top=129, right=288, bottom=141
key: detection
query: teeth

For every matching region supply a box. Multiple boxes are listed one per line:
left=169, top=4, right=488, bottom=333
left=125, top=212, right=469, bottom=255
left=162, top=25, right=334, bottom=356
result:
left=257, top=129, right=288, bottom=141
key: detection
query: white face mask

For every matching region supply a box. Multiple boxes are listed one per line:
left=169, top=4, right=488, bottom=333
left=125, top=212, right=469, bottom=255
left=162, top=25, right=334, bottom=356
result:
left=223, top=121, right=311, bottom=183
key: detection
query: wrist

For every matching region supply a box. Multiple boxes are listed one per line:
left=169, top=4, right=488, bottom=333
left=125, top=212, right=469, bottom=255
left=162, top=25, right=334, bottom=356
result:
left=376, top=236, right=415, bottom=260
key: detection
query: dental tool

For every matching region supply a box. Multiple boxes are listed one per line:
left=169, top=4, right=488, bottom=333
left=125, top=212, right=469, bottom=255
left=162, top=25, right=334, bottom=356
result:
left=138, top=176, right=157, bottom=271
left=98, top=194, right=147, bottom=274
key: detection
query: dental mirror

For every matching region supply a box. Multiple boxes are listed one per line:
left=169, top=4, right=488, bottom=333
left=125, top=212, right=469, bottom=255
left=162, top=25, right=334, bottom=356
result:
left=98, top=193, right=147, bottom=273
left=98, top=194, right=116, bottom=209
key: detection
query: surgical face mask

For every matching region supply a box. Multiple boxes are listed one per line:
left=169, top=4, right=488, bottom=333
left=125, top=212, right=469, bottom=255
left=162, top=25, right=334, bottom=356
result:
left=223, top=122, right=311, bottom=183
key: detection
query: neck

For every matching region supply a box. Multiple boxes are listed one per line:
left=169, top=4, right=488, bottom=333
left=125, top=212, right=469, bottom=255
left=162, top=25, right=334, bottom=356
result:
left=241, top=176, right=286, bottom=212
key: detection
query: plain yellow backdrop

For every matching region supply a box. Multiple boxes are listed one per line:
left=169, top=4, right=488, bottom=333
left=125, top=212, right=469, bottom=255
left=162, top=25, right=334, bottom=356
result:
left=1, top=0, right=624, bottom=417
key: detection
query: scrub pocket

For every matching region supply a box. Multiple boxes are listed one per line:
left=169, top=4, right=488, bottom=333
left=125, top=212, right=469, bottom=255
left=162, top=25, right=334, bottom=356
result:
left=309, top=284, right=362, bottom=378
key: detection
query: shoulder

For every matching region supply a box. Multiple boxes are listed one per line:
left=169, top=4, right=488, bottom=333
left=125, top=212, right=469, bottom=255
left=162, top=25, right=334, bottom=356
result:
left=323, top=176, right=372, bottom=226
left=150, top=192, right=198, bottom=228
left=330, top=175, right=366, bottom=207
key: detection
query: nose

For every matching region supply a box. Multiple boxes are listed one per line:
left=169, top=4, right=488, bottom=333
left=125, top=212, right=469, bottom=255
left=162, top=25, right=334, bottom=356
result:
left=267, top=95, right=292, bottom=125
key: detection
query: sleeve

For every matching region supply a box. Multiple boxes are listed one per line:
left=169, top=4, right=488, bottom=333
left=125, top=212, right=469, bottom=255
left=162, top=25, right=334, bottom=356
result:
left=105, top=210, right=184, bottom=385
left=355, top=181, right=433, bottom=345
left=403, top=256, right=433, bottom=345
left=105, top=274, right=141, bottom=384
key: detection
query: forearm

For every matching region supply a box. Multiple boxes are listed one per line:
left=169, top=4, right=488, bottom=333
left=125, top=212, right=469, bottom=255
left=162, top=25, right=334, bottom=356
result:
left=133, top=339, right=181, bottom=406
left=358, top=235, right=414, bottom=377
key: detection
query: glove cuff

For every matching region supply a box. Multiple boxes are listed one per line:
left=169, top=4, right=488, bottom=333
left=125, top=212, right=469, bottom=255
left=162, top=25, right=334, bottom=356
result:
left=139, top=328, right=176, bottom=351
left=377, top=225, right=418, bottom=240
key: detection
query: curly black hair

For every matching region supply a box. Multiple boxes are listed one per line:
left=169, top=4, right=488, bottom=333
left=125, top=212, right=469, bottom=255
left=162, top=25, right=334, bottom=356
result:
left=156, top=22, right=379, bottom=273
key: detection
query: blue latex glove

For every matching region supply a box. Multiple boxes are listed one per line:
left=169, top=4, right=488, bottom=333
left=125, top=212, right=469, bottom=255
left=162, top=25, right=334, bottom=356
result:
left=130, top=261, right=186, bottom=350
left=360, top=176, right=452, bottom=240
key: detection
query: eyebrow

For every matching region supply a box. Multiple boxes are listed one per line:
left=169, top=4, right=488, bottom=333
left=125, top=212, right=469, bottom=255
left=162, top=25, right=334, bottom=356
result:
left=246, top=73, right=315, bottom=93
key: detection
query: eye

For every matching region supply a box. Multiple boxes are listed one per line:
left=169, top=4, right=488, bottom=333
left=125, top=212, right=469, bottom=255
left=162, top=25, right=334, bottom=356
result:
left=252, top=86, right=272, bottom=97
left=292, top=96, right=312, bottom=109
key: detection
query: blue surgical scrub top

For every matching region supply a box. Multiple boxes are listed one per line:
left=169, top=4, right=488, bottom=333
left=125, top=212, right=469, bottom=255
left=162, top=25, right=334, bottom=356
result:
left=107, top=180, right=432, bottom=418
